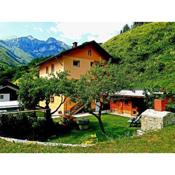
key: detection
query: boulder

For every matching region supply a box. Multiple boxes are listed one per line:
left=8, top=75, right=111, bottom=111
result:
left=141, top=109, right=175, bottom=131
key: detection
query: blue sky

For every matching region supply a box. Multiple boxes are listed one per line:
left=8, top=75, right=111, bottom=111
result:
left=0, top=22, right=132, bottom=45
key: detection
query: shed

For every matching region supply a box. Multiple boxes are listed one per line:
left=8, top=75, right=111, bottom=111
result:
left=110, top=90, right=146, bottom=117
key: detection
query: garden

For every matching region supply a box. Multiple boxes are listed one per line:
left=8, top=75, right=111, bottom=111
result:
left=1, top=63, right=175, bottom=153
left=49, top=114, right=137, bottom=144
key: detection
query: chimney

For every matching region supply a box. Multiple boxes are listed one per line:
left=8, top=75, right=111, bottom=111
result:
left=72, top=42, right=78, bottom=48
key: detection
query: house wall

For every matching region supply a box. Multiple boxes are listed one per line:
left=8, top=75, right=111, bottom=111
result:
left=64, top=45, right=108, bottom=79
left=39, top=45, right=108, bottom=114
left=0, top=87, right=18, bottom=101
left=39, top=57, right=64, bottom=78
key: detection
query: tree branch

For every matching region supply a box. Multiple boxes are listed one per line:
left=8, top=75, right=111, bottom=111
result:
left=51, top=96, right=67, bottom=114
left=37, top=105, right=46, bottom=109
left=89, top=111, right=99, bottom=119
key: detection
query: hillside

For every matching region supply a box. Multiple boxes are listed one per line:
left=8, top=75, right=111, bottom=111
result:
left=0, top=41, right=23, bottom=69
left=103, top=22, right=175, bottom=91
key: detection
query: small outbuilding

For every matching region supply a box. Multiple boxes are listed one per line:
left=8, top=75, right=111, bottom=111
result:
left=0, top=81, right=19, bottom=112
left=110, top=90, right=146, bottom=117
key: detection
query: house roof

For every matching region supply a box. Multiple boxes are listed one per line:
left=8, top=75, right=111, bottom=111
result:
left=114, top=90, right=146, bottom=98
left=0, top=81, right=19, bottom=91
left=38, top=40, right=113, bottom=66
left=0, top=100, right=19, bottom=109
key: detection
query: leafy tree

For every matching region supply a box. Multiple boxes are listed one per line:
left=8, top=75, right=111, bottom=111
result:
left=18, top=69, right=41, bottom=110
left=48, top=72, right=76, bottom=115
left=72, top=64, right=131, bottom=133
left=120, top=24, right=130, bottom=33
left=131, top=22, right=150, bottom=28
left=18, top=69, right=74, bottom=120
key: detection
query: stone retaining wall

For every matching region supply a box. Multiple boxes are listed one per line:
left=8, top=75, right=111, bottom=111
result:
left=0, top=136, right=95, bottom=147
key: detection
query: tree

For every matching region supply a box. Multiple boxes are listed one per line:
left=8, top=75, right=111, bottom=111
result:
left=18, top=69, right=42, bottom=110
left=18, top=69, right=74, bottom=120
left=48, top=72, right=76, bottom=115
left=121, top=24, right=130, bottom=33
left=131, top=22, right=150, bottom=28
left=72, top=64, right=131, bottom=133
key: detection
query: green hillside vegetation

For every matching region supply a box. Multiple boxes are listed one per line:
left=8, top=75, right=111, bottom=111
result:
left=103, top=22, right=175, bottom=91
left=12, top=46, right=33, bottom=63
left=0, top=45, right=20, bottom=69
left=0, top=41, right=33, bottom=69
left=0, top=56, right=48, bottom=83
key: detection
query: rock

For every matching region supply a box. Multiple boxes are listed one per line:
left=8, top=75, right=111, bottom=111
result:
left=141, top=109, right=175, bottom=132
left=137, top=129, right=145, bottom=136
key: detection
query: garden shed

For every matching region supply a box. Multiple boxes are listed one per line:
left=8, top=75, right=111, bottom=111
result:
left=110, top=90, right=146, bottom=117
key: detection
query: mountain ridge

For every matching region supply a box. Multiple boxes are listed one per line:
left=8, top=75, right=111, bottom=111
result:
left=0, top=36, right=70, bottom=69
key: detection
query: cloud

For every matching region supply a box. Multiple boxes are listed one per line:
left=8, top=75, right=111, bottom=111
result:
left=50, top=22, right=129, bottom=44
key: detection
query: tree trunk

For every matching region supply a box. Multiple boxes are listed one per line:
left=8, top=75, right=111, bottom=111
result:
left=97, top=102, right=105, bottom=133
left=97, top=115, right=105, bottom=133
left=51, top=97, right=67, bottom=115
left=45, top=100, right=51, bottom=121
left=45, top=108, right=51, bottom=120
left=90, top=110, right=106, bottom=134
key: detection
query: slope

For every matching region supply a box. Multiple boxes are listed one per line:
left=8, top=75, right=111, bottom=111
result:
left=103, top=22, right=175, bottom=91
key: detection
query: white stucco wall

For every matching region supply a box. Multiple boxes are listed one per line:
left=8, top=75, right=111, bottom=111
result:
left=0, top=93, right=10, bottom=102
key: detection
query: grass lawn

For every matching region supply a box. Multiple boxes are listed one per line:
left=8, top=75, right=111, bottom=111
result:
left=49, top=114, right=137, bottom=144
left=1, top=114, right=175, bottom=153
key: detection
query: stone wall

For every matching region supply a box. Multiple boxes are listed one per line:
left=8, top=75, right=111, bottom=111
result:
left=141, top=109, right=175, bottom=132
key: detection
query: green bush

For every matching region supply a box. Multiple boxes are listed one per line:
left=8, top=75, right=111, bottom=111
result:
left=0, top=112, right=69, bottom=141
left=166, top=100, right=175, bottom=112
left=0, top=112, right=36, bottom=139
left=32, top=118, right=55, bottom=141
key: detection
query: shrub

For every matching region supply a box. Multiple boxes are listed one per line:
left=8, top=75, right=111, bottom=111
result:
left=0, top=112, right=36, bottom=139
left=60, top=115, right=78, bottom=130
left=166, top=100, right=175, bottom=112
left=0, top=111, right=69, bottom=141
left=31, top=118, right=55, bottom=141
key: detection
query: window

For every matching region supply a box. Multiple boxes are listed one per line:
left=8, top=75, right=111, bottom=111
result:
left=50, top=96, right=54, bottom=103
left=0, top=95, right=3, bottom=99
left=46, top=66, right=49, bottom=74
left=51, top=64, right=55, bottom=73
left=88, top=50, right=92, bottom=56
left=73, top=60, right=80, bottom=67
left=90, top=62, right=94, bottom=67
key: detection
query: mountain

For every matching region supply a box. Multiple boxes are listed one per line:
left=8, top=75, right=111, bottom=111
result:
left=103, top=22, right=175, bottom=90
left=4, top=36, right=69, bottom=59
left=0, top=36, right=69, bottom=68
left=0, top=40, right=25, bottom=69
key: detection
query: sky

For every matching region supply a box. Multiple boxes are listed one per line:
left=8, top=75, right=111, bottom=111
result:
left=0, top=22, right=132, bottom=45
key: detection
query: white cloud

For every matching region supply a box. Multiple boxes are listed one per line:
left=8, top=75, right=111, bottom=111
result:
left=50, top=22, right=131, bottom=44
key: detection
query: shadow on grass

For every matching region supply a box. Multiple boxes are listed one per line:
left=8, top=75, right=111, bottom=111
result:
left=50, top=115, right=138, bottom=144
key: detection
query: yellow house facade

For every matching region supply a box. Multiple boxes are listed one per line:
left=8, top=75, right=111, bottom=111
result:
left=38, top=41, right=112, bottom=115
